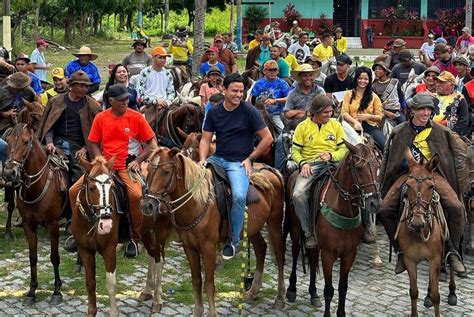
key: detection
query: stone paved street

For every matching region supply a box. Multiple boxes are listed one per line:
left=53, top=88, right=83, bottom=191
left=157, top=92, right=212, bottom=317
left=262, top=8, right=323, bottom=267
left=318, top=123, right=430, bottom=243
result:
left=0, top=225, right=473, bottom=316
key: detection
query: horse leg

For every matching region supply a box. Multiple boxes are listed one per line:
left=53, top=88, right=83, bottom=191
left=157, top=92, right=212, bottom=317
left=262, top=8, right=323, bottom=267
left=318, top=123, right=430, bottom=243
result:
left=244, top=232, right=266, bottom=301
left=321, top=251, right=336, bottom=317
left=22, top=221, right=39, bottom=306
left=336, top=252, right=357, bottom=317
left=307, top=248, right=321, bottom=307
left=47, top=221, right=63, bottom=305
left=448, top=267, right=457, bottom=306
left=75, top=253, right=83, bottom=273
left=286, top=228, right=300, bottom=302
left=103, top=246, right=118, bottom=317
left=138, top=232, right=156, bottom=302
left=202, top=243, right=217, bottom=317
left=372, top=228, right=383, bottom=269
left=427, top=258, right=441, bottom=317
left=4, top=187, right=15, bottom=239
left=79, top=248, right=98, bottom=316
left=183, top=247, right=204, bottom=317
left=405, top=259, right=418, bottom=317
left=267, top=215, right=286, bottom=308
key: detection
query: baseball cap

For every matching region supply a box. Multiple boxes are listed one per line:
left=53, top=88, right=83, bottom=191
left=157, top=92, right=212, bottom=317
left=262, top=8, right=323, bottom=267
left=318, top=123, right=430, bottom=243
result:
left=206, top=46, right=219, bottom=53
left=15, top=53, right=31, bottom=63
left=263, top=59, right=279, bottom=70
left=152, top=46, right=171, bottom=57
left=36, top=39, right=48, bottom=47
left=428, top=34, right=434, bottom=38
left=437, top=71, right=456, bottom=84
left=462, top=27, right=471, bottom=34
left=434, top=37, right=447, bottom=44
left=399, top=49, right=413, bottom=61
left=276, top=42, right=287, bottom=49
left=108, top=84, right=129, bottom=100
left=336, top=53, right=352, bottom=65
left=51, top=67, right=65, bottom=79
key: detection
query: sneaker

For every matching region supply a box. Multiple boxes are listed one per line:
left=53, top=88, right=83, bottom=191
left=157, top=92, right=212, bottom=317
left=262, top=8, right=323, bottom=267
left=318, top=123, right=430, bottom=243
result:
left=222, top=243, right=242, bottom=261
left=64, top=236, right=77, bottom=253
left=124, top=240, right=139, bottom=258
left=395, top=252, right=406, bottom=274
left=305, top=235, right=318, bottom=249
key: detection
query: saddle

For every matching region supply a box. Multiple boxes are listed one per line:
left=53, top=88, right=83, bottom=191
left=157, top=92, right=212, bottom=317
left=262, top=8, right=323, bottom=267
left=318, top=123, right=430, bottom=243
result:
left=111, top=173, right=132, bottom=244
left=206, top=161, right=260, bottom=220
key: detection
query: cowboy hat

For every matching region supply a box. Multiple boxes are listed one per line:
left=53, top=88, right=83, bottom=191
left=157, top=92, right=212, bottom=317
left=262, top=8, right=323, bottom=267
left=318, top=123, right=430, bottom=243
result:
left=132, top=39, right=147, bottom=48
left=371, top=55, right=391, bottom=73
left=291, top=63, right=317, bottom=80
left=72, top=46, right=98, bottom=60
left=6, top=72, right=32, bottom=89
left=67, top=70, right=92, bottom=86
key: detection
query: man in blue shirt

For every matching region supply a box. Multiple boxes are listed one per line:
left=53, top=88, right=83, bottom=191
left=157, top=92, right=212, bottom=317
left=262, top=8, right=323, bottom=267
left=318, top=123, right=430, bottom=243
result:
left=199, top=46, right=225, bottom=77
left=199, top=73, right=273, bottom=260
left=65, top=46, right=101, bottom=94
left=14, top=53, right=43, bottom=95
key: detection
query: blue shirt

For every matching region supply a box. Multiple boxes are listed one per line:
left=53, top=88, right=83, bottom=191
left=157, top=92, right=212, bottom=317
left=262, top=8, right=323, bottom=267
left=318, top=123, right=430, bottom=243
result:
left=199, top=62, right=225, bottom=77
left=203, top=101, right=266, bottom=162
left=65, top=59, right=101, bottom=85
left=28, top=71, right=43, bottom=94
left=250, top=77, right=291, bottom=114
left=30, top=48, right=47, bottom=81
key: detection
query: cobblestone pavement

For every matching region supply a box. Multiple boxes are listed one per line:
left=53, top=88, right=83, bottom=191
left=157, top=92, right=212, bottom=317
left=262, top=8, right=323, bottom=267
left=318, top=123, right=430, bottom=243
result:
left=0, top=225, right=473, bottom=316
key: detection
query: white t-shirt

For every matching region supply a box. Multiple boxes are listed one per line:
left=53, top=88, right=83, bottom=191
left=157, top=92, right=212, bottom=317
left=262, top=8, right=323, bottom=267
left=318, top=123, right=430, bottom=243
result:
left=420, top=42, right=435, bottom=60
left=288, top=42, right=310, bottom=65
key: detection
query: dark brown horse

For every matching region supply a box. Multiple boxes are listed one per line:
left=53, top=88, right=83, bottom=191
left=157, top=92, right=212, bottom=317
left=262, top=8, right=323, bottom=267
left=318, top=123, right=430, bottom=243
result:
left=3, top=102, right=67, bottom=306
left=144, top=103, right=203, bottom=148
left=140, top=147, right=286, bottom=316
left=396, top=149, right=454, bottom=317
left=285, top=139, right=381, bottom=314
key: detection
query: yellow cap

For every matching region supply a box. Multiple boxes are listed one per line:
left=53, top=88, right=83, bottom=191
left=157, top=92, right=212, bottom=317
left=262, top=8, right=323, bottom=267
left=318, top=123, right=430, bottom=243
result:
left=51, top=67, right=65, bottom=79
left=436, top=71, right=455, bottom=85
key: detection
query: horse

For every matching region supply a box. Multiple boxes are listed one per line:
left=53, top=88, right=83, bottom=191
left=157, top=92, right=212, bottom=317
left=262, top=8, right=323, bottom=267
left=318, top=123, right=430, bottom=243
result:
left=465, top=143, right=474, bottom=255
left=168, top=65, right=192, bottom=92
left=144, top=103, right=203, bottom=148
left=2, top=102, right=68, bottom=306
left=179, top=130, right=216, bottom=162
left=284, top=139, right=381, bottom=310
left=140, top=147, right=286, bottom=316
left=395, top=149, right=455, bottom=317
left=175, top=80, right=203, bottom=106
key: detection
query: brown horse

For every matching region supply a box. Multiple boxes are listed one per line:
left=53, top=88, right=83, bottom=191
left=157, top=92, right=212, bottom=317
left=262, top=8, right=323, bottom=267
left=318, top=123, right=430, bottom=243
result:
left=179, top=130, right=215, bottom=162
left=140, top=147, right=286, bottom=316
left=144, top=103, right=203, bottom=148
left=396, top=149, right=455, bottom=317
left=3, top=103, right=67, bottom=306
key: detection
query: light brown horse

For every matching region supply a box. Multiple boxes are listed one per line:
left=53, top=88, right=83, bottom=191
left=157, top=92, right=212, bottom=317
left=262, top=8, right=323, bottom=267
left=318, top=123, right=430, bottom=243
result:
left=140, top=147, right=286, bottom=316
left=3, top=102, right=67, bottom=306
left=396, top=149, right=454, bottom=317
left=179, top=130, right=215, bottom=162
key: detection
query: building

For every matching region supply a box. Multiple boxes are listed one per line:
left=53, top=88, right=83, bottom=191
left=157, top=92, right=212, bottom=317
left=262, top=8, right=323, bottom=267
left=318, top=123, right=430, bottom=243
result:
left=243, top=0, right=470, bottom=48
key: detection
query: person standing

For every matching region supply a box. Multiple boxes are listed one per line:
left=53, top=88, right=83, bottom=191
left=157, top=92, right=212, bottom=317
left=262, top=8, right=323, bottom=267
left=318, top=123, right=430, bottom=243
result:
left=199, top=73, right=272, bottom=260
left=65, top=46, right=101, bottom=94
left=30, top=39, right=51, bottom=82
left=69, top=83, right=157, bottom=257
left=122, top=39, right=153, bottom=76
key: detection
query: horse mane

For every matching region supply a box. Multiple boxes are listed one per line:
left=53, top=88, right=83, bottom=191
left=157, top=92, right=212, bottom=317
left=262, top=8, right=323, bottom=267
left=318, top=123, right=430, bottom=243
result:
left=90, top=156, right=110, bottom=176
left=179, top=153, right=214, bottom=210
left=250, top=171, right=274, bottom=201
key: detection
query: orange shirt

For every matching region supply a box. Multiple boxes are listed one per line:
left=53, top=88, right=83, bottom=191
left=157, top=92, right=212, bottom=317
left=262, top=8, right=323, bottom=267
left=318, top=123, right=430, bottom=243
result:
left=89, top=109, right=155, bottom=170
left=342, top=90, right=383, bottom=126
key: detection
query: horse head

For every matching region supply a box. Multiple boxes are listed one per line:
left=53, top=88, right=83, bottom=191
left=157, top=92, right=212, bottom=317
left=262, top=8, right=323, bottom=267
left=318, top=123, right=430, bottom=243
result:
left=181, top=104, right=203, bottom=134
left=403, top=148, right=438, bottom=233
left=3, top=123, right=33, bottom=185
left=344, top=137, right=381, bottom=215
left=180, top=130, right=201, bottom=162
left=79, top=156, right=116, bottom=235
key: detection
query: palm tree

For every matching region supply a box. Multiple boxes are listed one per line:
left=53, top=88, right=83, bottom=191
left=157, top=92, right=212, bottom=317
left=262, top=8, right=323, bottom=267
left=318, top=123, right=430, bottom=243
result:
left=192, top=0, right=207, bottom=76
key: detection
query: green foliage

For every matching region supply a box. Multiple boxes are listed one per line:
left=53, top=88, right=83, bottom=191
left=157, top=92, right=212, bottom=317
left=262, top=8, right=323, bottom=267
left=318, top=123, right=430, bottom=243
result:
left=282, top=3, right=301, bottom=29
left=245, top=5, right=267, bottom=34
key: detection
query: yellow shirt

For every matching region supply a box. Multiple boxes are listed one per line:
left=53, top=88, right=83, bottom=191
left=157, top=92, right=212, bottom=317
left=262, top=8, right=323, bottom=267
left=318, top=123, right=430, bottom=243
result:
left=413, top=127, right=433, bottom=160
left=248, top=39, right=260, bottom=50
left=335, top=36, right=347, bottom=53
left=284, top=54, right=299, bottom=71
left=342, top=91, right=383, bottom=126
left=41, top=87, right=58, bottom=106
left=312, top=44, right=334, bottom=62
left=169, top=39, right=194, bottom=62
left=292, top=117, right=347, bottom=165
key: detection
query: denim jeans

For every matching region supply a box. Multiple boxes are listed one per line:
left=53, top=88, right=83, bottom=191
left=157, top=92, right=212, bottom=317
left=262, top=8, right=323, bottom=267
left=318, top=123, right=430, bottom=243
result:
left=362, top=122, right=386, bottom=151
left=0, top=139, right=7, bottom=163
left=274, top=134, right=285, bottom=171
left=270, top=113, right=284, bottom=136
left=292, top=162, right=327, bottom=237
left=207, top=155, right=250, bottom=245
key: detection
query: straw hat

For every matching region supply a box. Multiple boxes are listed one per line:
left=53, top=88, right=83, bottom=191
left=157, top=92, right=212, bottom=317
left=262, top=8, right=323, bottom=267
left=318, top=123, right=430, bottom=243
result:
left=291, top=63, right=317, bottom=80
left=72, top=46, right=98, bottom=60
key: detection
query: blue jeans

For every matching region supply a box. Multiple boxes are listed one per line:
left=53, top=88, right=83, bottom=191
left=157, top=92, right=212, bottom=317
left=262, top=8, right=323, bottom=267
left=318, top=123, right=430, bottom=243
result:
left=207, top=155, right=250, bottom=245
left=0, top=139, right=7, bottom=162
left=270, top=113, right=284, bottom=136
left=274, top=134, right=285, bottom=171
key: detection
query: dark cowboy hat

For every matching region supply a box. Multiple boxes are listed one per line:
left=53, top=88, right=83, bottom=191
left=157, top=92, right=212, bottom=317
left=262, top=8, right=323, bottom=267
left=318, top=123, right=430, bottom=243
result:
left=6, top=72, right=32, bottom=89
left=176, top=26, right=188, bottom=37
left=132, top=39, right=147, bottom=47
left=371, top=55, right=391, bottom=74
left=308, top=95, right=334, bottom=115
left=67, top=70, right=92, bottom=86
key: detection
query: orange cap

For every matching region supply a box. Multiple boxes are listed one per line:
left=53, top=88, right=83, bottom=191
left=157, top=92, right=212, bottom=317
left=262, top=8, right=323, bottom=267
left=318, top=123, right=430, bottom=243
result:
left=152, top=46, right=170, bottom=57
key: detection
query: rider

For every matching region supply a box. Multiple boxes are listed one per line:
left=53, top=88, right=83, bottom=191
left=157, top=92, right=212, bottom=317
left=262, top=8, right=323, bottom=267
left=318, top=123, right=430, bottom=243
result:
left=455, top=27, right=474, bottom=55
left=199, top=73, right=272, bottom=260
left=385, top=38, right=406, bottom=69
left=290, top=20, right=302, bottom=37
left=323, top=53, right=354, bottom=98
left=201, top=34, right=237, bottom=75
left=305, top=55, right=327, bottom=87
left=223, top=33, right=238, bottom=54
left=121, top=39, right=153, bottom=76
left=453, top=56, right=471, bottom=93
left=390, top=49, right=426, bottom=86
left=418, top=34, right=436, bottom=67
left=65, top=46, right=101, bottom=94
left=379, top=92, right=468, bottom=274
left=169, top=26, right=194, bottom=70
left=292, top=94, right=347, bottom=248
left=259, top=45, right=290, bottom=79
left=69, top=83, right=157, bottom=258
left=245, top=33, right=272, bottom=71
left=248, top=30, right=263, bottom=50
left=199, top=46, right=225, bottom=77
left=288, top=32, right=311, bottom=65
left=432, top=43, right=457, bottom=76
left=416, top=66, right=440, bottom=95
left=41, top=67, right=68, bottom=106
left=14, top=53, right=43, bottom=95
left=312, top=33, right=334, bottom=63
left=277, top=42, right=299, bottom=72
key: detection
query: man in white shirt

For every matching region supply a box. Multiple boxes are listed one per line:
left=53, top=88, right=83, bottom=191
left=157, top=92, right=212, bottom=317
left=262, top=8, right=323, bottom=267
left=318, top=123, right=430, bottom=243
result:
left=288, top=32, right=311, bottom=65
left=419, top=34, right=436, bottom=67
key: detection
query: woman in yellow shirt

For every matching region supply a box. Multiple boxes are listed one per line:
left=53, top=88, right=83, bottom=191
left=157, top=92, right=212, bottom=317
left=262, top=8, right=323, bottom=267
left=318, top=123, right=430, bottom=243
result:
left=342, top=66, right=386, bottom=150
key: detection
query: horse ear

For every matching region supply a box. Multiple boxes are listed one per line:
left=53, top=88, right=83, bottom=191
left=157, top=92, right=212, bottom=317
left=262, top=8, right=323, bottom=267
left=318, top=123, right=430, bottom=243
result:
left=404, top=147, right=417, bottom=168
left=196, top=133, right=202, bottom=142
left=106, top=156, right=116, bottom=171
left=177, top=127, right=189, bottom=140
left=22, top=98, right=33, bottom=111
left=426, top=154, right=439, bottom=171
left=79, top=157, right=92, bottom=173
left=169, top=147, right=180, bottom=157
left=343, top=139, right=358, bottom=153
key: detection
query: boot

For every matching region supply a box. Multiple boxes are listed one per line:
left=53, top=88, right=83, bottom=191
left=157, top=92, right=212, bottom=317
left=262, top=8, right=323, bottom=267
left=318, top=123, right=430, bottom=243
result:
left=448, top=252, right=465, bottom=274
left=64, top=236, right=77, bottom=253
left=395, top=252, right=406, bottom=274
left=305, top=235, right=318, bottom=249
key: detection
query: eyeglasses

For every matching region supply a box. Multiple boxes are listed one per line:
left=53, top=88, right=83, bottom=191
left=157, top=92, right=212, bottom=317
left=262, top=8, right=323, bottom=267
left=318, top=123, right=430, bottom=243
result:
left=266, top=68, right=278, bottom=72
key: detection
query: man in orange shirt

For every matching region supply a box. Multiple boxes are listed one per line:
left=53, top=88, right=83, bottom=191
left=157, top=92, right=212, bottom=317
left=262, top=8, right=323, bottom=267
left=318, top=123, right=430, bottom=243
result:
left=69, top=84, right=157, bottom=257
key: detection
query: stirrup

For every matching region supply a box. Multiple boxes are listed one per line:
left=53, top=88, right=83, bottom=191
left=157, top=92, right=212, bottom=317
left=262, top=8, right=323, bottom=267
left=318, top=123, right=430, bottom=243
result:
left=124, top=240, right=139, bottom=258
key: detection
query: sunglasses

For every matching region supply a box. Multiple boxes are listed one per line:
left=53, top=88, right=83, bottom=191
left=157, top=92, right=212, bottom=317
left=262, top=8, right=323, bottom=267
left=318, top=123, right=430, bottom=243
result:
left=266, top=68, right=278, bottom=72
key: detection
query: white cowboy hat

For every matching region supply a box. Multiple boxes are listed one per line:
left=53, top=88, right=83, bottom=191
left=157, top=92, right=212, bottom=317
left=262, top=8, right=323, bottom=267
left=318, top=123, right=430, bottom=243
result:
left=290, top=63, right=317, bottom=81
left=72, top=46, right=98, bottom=60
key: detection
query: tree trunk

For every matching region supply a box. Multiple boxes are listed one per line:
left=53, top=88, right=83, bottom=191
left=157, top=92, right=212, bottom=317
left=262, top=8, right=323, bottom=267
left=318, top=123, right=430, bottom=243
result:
left=187, top=6, right=195, bottom=28
left=126, top=12, right=133, bottom=33
left=99, top=14, right=103, bottom=33
left=65, top=7, right=74, bottom=44
left=236, top=0, right=242, bottom=50
left=165, top=0, right=170, bottom=33
left=80, top=12, right=86, bottom=35
left=230, top=0, right=234, bottom=36
left=192, top=0, right=207, bottom=76
left=33, top=0, right=41, bottom=39
left=119, top=14, right=125, bottom=31
left=51, top=21, right=54, bottom=41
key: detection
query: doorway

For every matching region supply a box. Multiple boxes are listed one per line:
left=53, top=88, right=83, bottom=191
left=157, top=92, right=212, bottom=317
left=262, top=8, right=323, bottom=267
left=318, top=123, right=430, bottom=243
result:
left=333, top=0, right=361, bottom=37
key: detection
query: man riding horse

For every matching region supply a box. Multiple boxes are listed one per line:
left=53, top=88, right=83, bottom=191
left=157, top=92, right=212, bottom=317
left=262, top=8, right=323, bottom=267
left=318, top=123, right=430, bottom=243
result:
left=379, top=93, right=469, bottom=274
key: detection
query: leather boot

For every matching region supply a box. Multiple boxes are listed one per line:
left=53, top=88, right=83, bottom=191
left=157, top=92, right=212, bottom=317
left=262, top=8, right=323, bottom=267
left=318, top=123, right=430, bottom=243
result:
left=395, top=252, right=406, bottom=274
left=448, top=252, right=466, bottom=273
left=305, top=235, right=318, bottom=249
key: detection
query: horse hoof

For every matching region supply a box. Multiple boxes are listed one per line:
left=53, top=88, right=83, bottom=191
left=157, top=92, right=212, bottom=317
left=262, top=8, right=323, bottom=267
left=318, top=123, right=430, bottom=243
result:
left=286, top=290, right=296, bottom=302
left=137, top=292, right=153, bottom=302
left=151, top=302, right=162, bottom=313
left=439, top=271, right=447, bottom=282
left=310, top=296, right=322, bottom=308
left=273, top=299, right=285, bottom=309
left=373, top=260, right=384, bottom=269
left=423, top=296, right=433, bottom=308
left=448, top=294, right=457, bottom=306
left=50, top=294, right=63, bottom=305
left=23, top=296, right=35, bottom=306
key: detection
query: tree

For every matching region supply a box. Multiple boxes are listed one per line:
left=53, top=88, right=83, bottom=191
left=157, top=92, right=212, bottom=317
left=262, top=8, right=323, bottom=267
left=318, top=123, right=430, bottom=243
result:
left=192, top=0, right=207, bottom=76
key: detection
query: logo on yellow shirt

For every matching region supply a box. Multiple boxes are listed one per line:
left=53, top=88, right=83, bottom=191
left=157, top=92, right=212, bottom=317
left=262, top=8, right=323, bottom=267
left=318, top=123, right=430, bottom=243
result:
left=326, top=134, right=336, bottom=141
